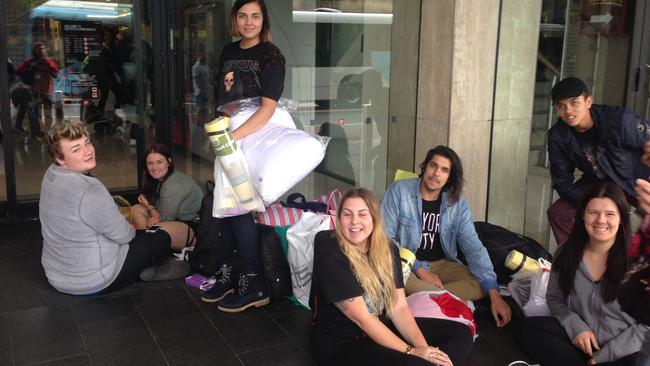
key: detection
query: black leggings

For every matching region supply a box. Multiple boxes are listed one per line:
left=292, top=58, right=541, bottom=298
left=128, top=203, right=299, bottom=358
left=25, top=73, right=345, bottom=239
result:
left=216, top=213, right=262, bottom=275
left=314, top=318, right=473, bottom=366
left=99, top=230, right=172, bottom=294
left=518, top=316, right=640, bottom=366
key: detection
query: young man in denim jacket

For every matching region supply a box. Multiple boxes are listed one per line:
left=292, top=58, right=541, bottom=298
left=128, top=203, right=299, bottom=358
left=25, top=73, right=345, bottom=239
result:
left=547, top=77, right=650, bottom=245
left=381, top=145, right=512, bottom=327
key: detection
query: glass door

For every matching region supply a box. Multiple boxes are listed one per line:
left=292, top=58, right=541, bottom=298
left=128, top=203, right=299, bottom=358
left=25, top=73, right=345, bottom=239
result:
left=3, top=0, right=152, bottom=201
left=626, top=0, right=650, bottom=121
left=163, top=0, right=411, bottom=201
left=164, top=0, right=227, bottom=187
left=488, top=0, right=646, bottom=252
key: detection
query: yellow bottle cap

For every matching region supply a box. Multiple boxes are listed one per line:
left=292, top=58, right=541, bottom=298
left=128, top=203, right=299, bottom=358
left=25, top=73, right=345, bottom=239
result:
left=399, top=247, right=416, bottom=267
left=505, top=250, right=541, bottom=273
left=205, top=116, right=230, bottom=134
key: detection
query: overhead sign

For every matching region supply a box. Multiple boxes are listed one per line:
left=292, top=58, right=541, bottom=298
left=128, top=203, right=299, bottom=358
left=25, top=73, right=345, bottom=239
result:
left=61, top=20, right=102, bottom=99
left=580, top=0, right=626, bottom=35
left=589, top=12, right=613, bottom=24
left=61, top=20, right=102, bottom=68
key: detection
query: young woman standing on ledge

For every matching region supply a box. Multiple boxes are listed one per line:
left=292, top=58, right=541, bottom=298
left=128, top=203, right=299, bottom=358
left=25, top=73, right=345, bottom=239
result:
left=199, top=0, right=285, bottom=313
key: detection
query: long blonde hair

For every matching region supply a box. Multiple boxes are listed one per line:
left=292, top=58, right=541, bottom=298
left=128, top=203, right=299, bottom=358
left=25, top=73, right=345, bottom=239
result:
left=335, top=188, right=397, bottom=315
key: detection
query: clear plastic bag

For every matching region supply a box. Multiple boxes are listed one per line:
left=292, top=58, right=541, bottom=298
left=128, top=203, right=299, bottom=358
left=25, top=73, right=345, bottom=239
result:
left=205, top=117, right=265, bottom=218
left=508, top=258, right=552, bottom=317
left=217, top=96, right=298, bottom=118
left=212, top=147, right=265, bottom=217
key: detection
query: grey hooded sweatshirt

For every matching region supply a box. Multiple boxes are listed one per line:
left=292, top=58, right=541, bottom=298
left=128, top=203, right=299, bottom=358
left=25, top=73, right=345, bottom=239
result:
left=39, top=164, right=134, bottom=295
left=547, top=260, right=650, bottom=363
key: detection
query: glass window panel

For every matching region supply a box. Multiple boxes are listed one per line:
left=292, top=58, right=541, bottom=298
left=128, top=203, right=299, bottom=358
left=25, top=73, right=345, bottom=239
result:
left=169, top=0, right=413, bottom=200
left=488, top=0, right=640, bottom=251
left=167, top=0, right=228, bottom=187
left=4, top=0, right=150, bottom=199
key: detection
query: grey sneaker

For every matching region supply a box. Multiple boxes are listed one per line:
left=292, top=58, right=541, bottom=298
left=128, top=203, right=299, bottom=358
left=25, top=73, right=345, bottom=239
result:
left=140, top=260, right=191, bottom=281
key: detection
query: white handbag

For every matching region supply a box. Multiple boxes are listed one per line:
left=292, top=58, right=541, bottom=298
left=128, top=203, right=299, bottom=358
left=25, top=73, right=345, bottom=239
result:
left=286, top=212, right=332, bottom=308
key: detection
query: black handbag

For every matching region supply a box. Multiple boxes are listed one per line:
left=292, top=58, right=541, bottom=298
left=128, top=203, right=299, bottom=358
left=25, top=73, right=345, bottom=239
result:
left=619, top=220, right=650, bottom=325
left=257, top=224, right=292, bottom=301
left=619, top=261, right=650, bottom=325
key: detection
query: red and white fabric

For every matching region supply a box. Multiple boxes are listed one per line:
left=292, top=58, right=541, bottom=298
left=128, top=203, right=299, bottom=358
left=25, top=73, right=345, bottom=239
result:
left=407, top=290, right=478, bottom=338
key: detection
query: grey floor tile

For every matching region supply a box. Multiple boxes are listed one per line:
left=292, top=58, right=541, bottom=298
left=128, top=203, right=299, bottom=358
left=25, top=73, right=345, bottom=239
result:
left=88, top=347, right=166, bottom=366
left=72, top=295, right=137, bottom=325
left=0, top=314, right=13, bottom=366
left=474, top=313, right=531, bottom=361
left=462, top=336, right=514, bottom=366
left=29, top=354, right=91, bottom=366
left=79, top=315, right=165, bottom=366
left=0, top=278, right=72, bottom=315
left=268, top=310, right=312, bottom=356
left=238, top=342, right=315, bottom=366
left=158, top=328, right=241, bottom=366
left=9, top=305, right=85, bottom=365
left=264, top=298, right=307, bottom=316
left=133, top=287, right=212, bottom=339
left=0, top=230, right=72, bottom=314
left=201, top=305, right=290, bottom=353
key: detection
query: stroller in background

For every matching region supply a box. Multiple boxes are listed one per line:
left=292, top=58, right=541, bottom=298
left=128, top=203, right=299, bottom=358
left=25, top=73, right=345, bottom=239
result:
left=80, top=100, right=125, bottom=137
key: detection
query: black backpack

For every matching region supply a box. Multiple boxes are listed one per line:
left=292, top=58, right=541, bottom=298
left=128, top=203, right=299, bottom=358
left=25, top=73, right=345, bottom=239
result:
left=189, top=181, right=222, bottom=275
left=473, top=222, right=552, bottom=284
left=257, top=224, right=292, bottom=301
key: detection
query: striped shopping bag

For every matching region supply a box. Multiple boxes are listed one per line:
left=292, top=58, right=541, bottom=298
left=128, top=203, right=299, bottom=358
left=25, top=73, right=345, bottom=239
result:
left=257, top=189, right=341, bottom=227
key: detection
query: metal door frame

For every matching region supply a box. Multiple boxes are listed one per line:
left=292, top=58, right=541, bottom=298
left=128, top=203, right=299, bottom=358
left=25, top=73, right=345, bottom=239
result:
left=626, top=0, right=650, bottom=116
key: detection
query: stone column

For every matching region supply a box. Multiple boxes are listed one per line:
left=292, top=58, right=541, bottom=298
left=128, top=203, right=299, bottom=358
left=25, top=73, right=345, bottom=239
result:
left=415, top=0, right=500, bottom=220
left=488, top=0, right=542, bottom=231
left=386, top=0, right=422, bottom=186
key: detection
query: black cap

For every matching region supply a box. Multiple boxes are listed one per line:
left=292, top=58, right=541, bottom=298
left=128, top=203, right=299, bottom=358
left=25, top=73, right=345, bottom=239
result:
left=551, top=77, right=589, bottom=103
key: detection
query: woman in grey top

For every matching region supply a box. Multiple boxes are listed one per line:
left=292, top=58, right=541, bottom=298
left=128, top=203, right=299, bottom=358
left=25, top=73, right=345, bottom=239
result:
left=131, top=144, right=203, bottom=233
left=519, top=182, right=649, bottom=365
left=39, top=121, right=191, bottom=295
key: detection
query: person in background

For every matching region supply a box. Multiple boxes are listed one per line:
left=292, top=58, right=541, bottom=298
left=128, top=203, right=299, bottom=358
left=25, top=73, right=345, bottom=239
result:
left=10, top=55, right=44, bottom=142
left=192, top=49, right=211, bottom=125
left=16, top=42, right=59, bottom=127
left=547, top=77, right=650, bottom=245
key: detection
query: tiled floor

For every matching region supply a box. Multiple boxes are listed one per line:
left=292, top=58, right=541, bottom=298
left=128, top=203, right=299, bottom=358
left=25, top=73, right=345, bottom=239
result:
left=0, top=219, right=533, bottom=366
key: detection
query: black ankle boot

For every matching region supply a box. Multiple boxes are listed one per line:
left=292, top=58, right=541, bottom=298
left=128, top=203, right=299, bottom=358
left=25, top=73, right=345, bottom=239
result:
left=200, top=263, right=234, bottom=303
left=217, top=273, right=270, bottom=313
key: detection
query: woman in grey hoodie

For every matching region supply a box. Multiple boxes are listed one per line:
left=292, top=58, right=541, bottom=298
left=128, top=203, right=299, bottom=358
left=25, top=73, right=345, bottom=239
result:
left=520, top=182, right=649, bottom=365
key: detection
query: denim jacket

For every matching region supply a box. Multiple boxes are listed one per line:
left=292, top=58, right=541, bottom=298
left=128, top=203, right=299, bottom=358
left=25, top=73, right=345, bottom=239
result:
left=381, top=178, right=498, bottom=292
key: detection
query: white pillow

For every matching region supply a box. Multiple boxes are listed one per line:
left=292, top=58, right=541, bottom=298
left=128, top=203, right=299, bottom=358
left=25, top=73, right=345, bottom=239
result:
left=232, top=108, right=327, bottom=205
